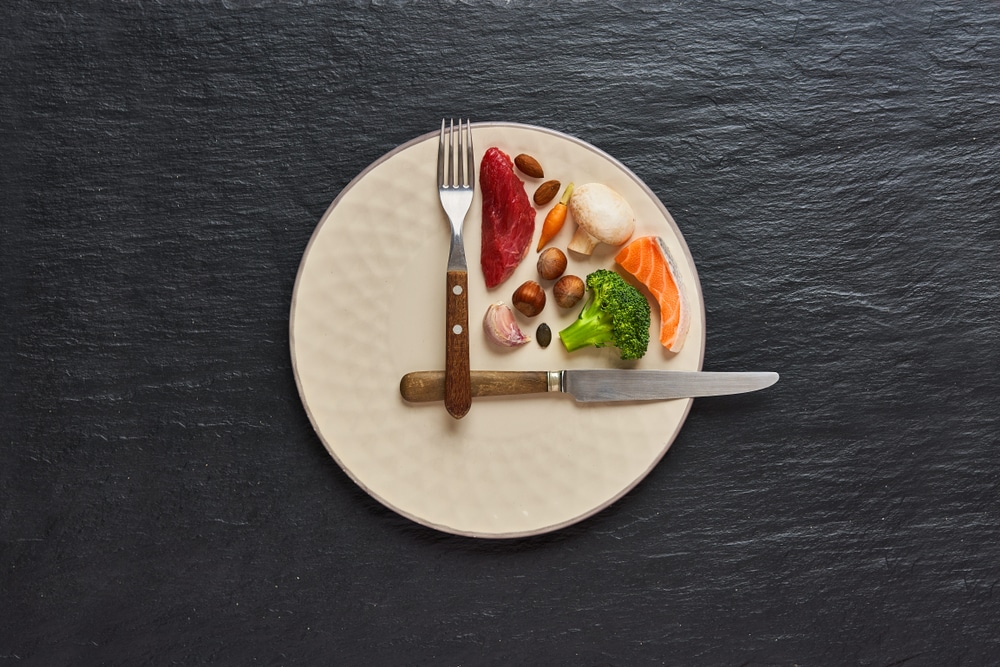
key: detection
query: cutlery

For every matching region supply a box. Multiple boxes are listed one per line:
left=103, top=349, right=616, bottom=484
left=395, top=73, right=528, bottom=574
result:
left=438, top=119, right=475, bottom=419
left=400, top=369, right=779, bottom=403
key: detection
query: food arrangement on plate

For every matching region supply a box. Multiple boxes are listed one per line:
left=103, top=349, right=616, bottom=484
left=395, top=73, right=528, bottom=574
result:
left=473, top=144, right=690, bottom=359
left=401, top=132, right=746, bottom=417
left=290, top=121, right=776, bottom=537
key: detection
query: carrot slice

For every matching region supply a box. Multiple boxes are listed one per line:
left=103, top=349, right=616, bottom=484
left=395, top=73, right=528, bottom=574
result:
left=615, top=236, right=690, bottom=353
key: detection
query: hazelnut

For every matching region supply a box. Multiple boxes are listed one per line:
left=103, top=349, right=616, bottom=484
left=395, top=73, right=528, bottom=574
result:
left=536, top=247, right=567, bottom=281
left=553, top=275, right=585, bottom=309
left=512, top=280, right=546, bottom=317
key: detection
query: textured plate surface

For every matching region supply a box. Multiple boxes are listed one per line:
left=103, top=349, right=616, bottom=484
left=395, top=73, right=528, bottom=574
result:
left=289, top=123, right=706, bottom=538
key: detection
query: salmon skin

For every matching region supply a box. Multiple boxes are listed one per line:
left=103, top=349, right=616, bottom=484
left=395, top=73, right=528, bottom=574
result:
left=479, top=147, right=535, bottom=288
left=615, top=236, right=690, bottom=353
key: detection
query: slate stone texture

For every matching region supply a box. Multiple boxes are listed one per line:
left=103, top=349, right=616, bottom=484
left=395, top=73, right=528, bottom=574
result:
left=2, top=1, right=998, bottom=665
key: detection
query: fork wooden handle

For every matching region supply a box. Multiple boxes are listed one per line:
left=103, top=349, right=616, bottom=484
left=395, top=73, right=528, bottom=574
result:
left=445, top=270, right=471, bottom=418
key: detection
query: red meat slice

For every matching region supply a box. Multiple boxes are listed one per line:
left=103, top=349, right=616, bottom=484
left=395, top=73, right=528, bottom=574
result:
left=480, top=147, right=536, bottom=288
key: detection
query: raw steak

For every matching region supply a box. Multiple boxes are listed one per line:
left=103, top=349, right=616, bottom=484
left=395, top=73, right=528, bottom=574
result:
left=480, top=147, right=535, bottom=288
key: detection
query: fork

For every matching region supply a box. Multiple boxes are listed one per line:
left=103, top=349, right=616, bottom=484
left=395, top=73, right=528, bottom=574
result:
left=438, top=119, right=474, bottom=419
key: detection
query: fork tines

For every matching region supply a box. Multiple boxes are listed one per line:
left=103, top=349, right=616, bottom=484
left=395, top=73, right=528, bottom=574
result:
left=438, top=119, right=474, bottom=191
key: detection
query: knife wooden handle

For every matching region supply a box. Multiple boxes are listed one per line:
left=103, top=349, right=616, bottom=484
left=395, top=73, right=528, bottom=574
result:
left=402, top=370, right=550, bottom=403
left=444, top=270, right=472, bottom=418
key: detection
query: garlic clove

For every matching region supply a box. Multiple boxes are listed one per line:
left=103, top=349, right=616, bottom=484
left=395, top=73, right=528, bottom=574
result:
left=483, top=302, right=531, bottom=347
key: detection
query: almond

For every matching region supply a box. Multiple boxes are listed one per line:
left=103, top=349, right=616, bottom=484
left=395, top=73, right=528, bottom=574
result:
left=533, top=179, right=561, bottom=206
left=514, top=153, right=544, bottom=178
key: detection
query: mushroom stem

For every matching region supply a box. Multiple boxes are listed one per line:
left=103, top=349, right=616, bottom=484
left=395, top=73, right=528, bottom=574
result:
left=568, top=226, right=600, bottom=255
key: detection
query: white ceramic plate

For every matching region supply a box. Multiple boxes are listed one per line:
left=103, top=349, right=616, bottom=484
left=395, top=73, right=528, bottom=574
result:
left=290, top=122, right=705, bottom=538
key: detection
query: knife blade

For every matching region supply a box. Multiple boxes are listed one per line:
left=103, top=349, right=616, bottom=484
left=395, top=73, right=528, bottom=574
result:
left=400, top=369, right=779, bottom=403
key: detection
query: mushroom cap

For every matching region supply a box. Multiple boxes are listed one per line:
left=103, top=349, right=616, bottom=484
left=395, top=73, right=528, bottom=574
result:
left=568, top=183, right=636, bottom=245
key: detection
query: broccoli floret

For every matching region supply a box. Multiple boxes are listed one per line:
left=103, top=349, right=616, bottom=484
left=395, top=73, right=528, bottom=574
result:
left=558, top=269, right=651, bottom=360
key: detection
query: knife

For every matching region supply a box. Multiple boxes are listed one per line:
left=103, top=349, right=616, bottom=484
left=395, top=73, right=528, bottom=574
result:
left=400, top=369, right=779, bottom=403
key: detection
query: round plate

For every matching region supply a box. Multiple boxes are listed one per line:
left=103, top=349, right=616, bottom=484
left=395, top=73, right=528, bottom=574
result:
left=290, top=122, right=705, bottom=538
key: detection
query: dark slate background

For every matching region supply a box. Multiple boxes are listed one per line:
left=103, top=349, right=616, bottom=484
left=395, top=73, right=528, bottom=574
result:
left=3, top=1, right=998, bottom=664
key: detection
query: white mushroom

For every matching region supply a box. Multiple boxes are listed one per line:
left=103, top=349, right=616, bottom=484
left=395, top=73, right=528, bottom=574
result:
left=566, top=183, right=636, bottom=255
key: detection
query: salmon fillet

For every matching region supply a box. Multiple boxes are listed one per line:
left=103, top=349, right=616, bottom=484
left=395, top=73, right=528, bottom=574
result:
left=615, top=236, right=690, bottom=353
